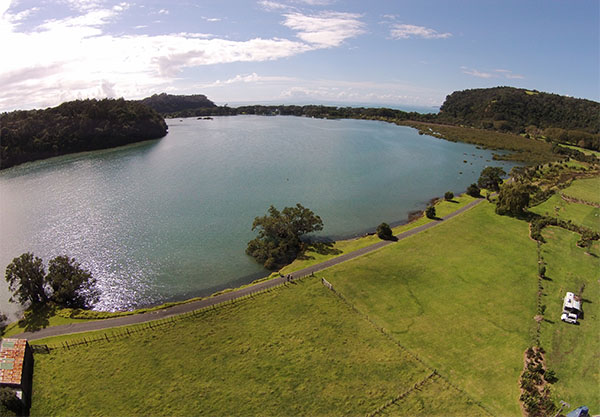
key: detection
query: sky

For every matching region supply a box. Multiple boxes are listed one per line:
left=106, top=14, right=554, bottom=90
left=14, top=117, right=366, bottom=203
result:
left=0, top=0, right=598, bottom=112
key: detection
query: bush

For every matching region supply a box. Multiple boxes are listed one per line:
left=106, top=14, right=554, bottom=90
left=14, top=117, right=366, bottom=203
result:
left=444, top=191, right=454, bottom=201
left=466, top=183, right=481, bottom=198
left=0, top=387, right=23, bottom=417
left=376, top=222, right=394, bottom=240
left=425, top=206, right=436, bottom=219
left=544, top=369, right=558, bottom=384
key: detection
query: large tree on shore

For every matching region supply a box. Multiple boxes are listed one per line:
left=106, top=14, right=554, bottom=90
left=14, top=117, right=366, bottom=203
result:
left=477, top=166, right=506, bottom=192
left=46, top=256, right=100, bottom=309
left=495, top=182, right=530, bottom=215
left=4, top=253, right=48, bottom=306
left=246, top=204, right=323, bottom=269
left=4, top=253, right=99, bottom=309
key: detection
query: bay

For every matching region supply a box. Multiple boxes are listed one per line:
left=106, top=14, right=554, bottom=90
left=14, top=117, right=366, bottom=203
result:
left=0, top=116, right=516, bottom=316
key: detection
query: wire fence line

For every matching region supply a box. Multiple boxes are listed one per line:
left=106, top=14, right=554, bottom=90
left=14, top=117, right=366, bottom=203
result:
left=30, top=274, right=317, bottom=354
left=366, top=371, right=438, bottom=417
left=320, top=277, right=495, bottom=417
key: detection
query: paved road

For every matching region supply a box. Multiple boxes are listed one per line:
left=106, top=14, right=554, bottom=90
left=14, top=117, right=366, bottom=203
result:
left=13, top=198, right=484, bottom=341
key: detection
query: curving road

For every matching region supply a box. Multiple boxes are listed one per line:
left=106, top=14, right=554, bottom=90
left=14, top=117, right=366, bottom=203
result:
left=13, top=198, right=484, bottom=341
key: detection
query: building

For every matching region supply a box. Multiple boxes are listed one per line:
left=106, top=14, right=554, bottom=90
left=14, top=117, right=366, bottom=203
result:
left=0, top=338, right=34, bottom=409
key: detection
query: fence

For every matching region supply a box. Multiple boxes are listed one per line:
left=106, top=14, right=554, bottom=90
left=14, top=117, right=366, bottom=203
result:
left=31, top=273, right=317, bottom=354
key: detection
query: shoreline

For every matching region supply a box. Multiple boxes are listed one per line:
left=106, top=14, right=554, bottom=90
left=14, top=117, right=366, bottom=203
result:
left=2, top=190, right=473, bottom=335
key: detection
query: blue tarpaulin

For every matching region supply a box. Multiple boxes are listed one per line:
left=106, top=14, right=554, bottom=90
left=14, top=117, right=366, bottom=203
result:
left=566, top=406, right=589, bottom=417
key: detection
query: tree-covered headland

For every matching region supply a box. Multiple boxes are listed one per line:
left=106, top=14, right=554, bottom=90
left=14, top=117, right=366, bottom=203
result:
left=0, top=98, right=168, bottom=169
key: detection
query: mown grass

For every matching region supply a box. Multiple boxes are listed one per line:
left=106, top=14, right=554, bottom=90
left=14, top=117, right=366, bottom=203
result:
left=538, top=227, right=599, bottom=411
left=530, top=194, right=600, bottom=232
left=31, top=279, right=484, bottom=416
left=280, top=194, right=477, bottom=275
left=321, top=202, right=538, bottom=416
left=561, top=176, right=600, bottom=204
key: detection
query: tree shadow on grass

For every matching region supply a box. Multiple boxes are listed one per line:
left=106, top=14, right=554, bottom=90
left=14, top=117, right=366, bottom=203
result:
left=309, top=241, right=342, bottom=256
left=18, top=304, right=54, bottom=333
left=542, top=275, right=553, bottom=281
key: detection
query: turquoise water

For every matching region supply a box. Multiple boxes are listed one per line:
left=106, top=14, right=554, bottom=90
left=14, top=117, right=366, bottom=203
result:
left=0, top=116, right=516, bottom=315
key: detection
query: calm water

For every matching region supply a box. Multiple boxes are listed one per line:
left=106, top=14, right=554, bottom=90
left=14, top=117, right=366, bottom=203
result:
left=0, top=116, right=516, bottom=316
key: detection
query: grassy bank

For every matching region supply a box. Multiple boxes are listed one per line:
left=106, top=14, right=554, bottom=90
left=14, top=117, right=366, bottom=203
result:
left=538, top=227, right=599, bottom=410
left=280, top=193, right=478, bottom=275
left=321, top=201, right=538, bottom=415
left=530, top=194, right=599, bottom=232
left=561, top=176, right=600, bottom=204
left=30, top=278, right=485, bottom=416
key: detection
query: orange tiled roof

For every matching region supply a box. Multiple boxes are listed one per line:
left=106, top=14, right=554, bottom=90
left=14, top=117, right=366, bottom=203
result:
left=0, top=339, right=27, bottom=386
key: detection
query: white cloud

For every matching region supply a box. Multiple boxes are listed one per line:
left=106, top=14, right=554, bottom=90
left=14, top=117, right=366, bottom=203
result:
left=390, top=24, right=451, bottom=40
left=209, top=72, right=297, bottom=86
left=258, top=1, right=291, bottom=11
left=1, top=2, right=358, bottom=111
left=282, top=11, right=365, bottom=47
left=495, top=69, right=524, bottom=79
left=295, top=0, right=336, bottom=5
left=461, top=67, right=494, bottom=79
left=461, top=67, right=525, bottom=80
left=157, top=8, right=169, bottom=15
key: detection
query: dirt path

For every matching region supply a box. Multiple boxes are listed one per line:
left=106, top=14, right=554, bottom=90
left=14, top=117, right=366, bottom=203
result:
left=13, top=198, right=484, bottom=341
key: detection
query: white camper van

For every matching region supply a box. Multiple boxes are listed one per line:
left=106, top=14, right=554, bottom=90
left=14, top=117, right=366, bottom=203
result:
left=561, top=291, right=582, bottom=324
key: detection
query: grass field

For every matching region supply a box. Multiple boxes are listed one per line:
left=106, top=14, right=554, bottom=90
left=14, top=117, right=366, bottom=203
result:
left=381, top=374, right=488, bottom=416
left=30, top=279, right=486, bottom=416
left=538, top=227, right=599, bottom=411
left=530, top=194, right=600, bottom=232
left=280, top=194, right=478, bottom=275
left=561, top=176, right=600, bottom=204
left=320, top=202, right=538, bottom=416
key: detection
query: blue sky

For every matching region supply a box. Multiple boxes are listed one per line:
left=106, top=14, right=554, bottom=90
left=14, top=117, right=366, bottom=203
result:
left=0, top=0, right=598, bottom=111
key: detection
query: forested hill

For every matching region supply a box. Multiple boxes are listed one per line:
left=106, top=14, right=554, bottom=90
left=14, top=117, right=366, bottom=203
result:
left=0, top=99, right=168, bottom=170
left=436, top=87, right=600, bottom=149
left=139, top=93, right=216, bottom=115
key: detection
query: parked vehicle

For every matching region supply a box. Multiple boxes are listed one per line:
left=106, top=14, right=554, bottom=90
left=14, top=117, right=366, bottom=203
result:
left=561, top=292, right=582, bottom=324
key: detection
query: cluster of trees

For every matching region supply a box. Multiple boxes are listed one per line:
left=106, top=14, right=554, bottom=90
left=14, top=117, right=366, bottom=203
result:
left=0, top=98, right=168, bottom=169
left=542, top=127, right=599, bottom=151
left=246, top=204, right=323, bottom=269
left=437, top=87, right=599, bottom=139
left=4, top=253, right=99, bottom=309
left=161, top=102, right=438, bottom=122
left=551, top=143, right=599, bottom=164
left=520, top=347, right=557, bottom=416
left=139, top=93, right=216, bottom=115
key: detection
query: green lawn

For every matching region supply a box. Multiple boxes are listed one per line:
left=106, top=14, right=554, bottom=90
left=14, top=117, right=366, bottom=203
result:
left=538, top=227, right=599, bottom=411
left=280, top=194, right=478, bottom=275
left=321, top=202, right=538, bottom=416
left=561, top=176, right=600, bottom=205
left=529, top=194, right=600, bottom=232
left=30, top=279, right=483, bottom=416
